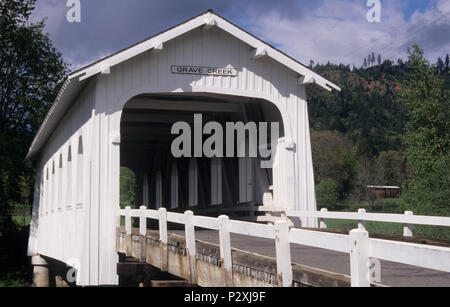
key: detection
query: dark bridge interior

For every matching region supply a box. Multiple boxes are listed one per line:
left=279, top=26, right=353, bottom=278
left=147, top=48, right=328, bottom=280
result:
left=120, top=93, right=284, bottom=218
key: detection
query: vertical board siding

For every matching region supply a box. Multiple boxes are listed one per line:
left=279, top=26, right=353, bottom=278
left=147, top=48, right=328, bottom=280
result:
left=30, top=81, right=95, bottom=285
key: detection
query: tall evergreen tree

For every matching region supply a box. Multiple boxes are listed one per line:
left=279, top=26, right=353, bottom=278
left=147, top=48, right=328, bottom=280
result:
left=445, top=54, right=450, bottom=72
left=400, top=44, right=450, bottom=238
left=437, top=57, right=445, bottom=72
left=0, top=0, right=68, bottom=234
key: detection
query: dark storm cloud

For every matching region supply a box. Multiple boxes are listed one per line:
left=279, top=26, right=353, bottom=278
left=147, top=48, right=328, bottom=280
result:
left=32, top=0, right=318, bottom=70
left=31, top=0, right=449, bottom=70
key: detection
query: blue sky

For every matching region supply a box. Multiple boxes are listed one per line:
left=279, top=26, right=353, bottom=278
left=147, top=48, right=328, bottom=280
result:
left=404, top=0, right=434, bottom=19
left=31, top=0, right=450, bottom=71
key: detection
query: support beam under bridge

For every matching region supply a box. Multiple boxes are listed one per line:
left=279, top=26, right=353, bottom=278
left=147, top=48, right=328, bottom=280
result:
left=116, top=227, right=352, bottom=287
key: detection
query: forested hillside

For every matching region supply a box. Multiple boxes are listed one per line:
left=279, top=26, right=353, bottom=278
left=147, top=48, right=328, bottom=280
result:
left=308, top=50, right=450, bottom=238
left=309, top=55, right=448, bottom=154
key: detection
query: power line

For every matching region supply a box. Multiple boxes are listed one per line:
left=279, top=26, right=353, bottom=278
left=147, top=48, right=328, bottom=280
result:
left=340, top=0, right=450, bottom=62
left=371, top=7, right=450, bottom=58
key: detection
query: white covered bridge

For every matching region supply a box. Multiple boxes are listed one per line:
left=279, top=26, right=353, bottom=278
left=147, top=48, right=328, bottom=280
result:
left=26, top=10, right=338, bottom=286
left=26, top=10, right=450, bottom=287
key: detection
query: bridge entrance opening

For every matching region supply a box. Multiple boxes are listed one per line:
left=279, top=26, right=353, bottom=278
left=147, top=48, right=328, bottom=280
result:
left=120, top=93, right=284, bottom=220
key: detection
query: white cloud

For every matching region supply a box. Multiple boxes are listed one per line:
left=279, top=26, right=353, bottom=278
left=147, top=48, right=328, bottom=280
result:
left=29, top=0, right=450, bottom=69
left=248, top=0, right=450, bottom=66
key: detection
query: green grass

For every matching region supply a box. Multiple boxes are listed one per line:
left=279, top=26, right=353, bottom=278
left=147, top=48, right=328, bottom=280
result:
left=0, top=273, right=27, bottom=287
left=323, top=198, right=407, bottom=214
left=0, top=206, right=31, bottom=288
left=10, top=202, right=31, bottom=227
left=326, top=219, right=403, bottom=236
left=319, top=198, right=449, bottom=239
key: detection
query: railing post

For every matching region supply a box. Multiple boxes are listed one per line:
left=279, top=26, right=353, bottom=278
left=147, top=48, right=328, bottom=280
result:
left=320, top=208, right=328, bottom=229
left=274, top=220, right=292, bottom=287
left=116, top=224, right=121, bottom=252
left=358, top=208, right=366, bottom=230
left=403, top=211, right=413, bottom=237
left=158, top=207, right=168, bottom=271
left=218, top=215, right=233, bottom=286
left=125, top=206, right=132, bottom=256
left=139, top=206, right=147, bottom=262
left=349, top=228, right=370, bottom=287
left=184, top=210, right=197, bottom=285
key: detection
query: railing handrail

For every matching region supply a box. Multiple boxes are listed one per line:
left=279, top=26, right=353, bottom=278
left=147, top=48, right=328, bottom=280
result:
left=119, top=206, right=450, bottom=287
left=286, top=209, right=450, bottom=227
left=121, top=207, right=276, bottom=239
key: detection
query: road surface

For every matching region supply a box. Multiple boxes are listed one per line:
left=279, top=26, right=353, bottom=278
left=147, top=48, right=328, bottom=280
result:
left=169, top=229, right=450, bottom=287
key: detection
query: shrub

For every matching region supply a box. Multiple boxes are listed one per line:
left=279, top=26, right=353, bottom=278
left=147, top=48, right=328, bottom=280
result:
left=316, top=178, right=340, bottom=209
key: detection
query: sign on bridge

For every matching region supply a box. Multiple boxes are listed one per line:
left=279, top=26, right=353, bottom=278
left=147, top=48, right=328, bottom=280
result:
left=171, top=65, right=238, bottom=76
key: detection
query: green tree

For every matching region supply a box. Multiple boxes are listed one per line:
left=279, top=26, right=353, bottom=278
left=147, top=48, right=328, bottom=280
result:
left=400, top=44, right=450, bottom=238
left=0, top=0, right=68, bottom=234
left=354, top=155, right=377, bottom=209
left=315, top=178, right=340, bottom=209
left=375, top=150, right=408, bottom=186
left=309, top=60, right=409, bottom=155
left=445, top=54, right=449, bottom=72
left=120, top=167, right=136, bottom=209
left=311, top=130, right=357, bottom=197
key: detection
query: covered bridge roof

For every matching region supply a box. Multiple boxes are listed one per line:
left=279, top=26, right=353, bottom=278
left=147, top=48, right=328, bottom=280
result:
left=26, top=10, right=340, bottom=161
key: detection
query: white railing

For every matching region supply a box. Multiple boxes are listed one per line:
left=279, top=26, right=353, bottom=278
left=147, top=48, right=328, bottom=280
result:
left=119, top=206, right=450, bottom=287
left=287, top=208, right=450, bottom=237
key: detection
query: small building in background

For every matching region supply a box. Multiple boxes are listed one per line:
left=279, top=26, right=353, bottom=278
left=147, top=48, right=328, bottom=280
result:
left=366, top=185, right=401, bottom=199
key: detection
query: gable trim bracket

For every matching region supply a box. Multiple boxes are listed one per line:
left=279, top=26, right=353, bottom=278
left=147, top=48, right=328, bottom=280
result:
left=252, top=46, right=268, bottom=59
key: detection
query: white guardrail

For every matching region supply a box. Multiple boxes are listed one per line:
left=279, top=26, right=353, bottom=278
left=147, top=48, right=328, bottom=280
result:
left=286, top=208, right=450, bottom=237
left=119, top=206, right=450, bottom=287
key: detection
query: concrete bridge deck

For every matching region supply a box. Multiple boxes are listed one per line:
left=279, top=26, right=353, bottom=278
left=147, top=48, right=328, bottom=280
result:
left=117, top=227, right=450, bottom=287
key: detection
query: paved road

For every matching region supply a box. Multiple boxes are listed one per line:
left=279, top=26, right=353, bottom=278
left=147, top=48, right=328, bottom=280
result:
left=169, top=229, right=450, bottom=287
